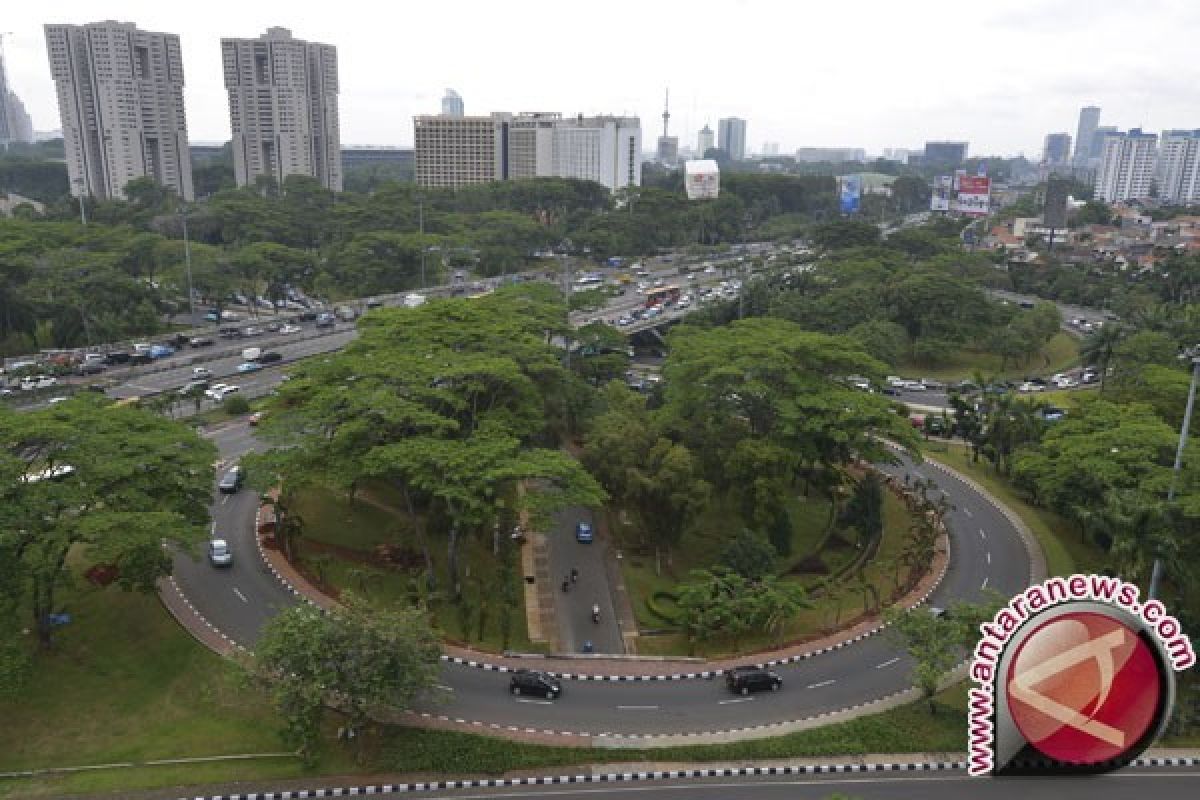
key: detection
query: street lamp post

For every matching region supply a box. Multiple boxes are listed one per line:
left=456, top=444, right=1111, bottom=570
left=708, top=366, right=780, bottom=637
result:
left=1148, top=347, right=1200, bottom=599
left=180, top=205, right=195, bottom=323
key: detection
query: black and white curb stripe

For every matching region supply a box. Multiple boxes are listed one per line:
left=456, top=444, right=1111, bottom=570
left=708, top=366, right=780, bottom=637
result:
left=164, top=575, right=247, bottom=653
left=177, top=757, right=1200, bottom=798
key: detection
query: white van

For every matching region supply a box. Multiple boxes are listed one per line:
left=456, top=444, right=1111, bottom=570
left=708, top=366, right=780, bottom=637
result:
left=241, top=347, right=262, bottom=362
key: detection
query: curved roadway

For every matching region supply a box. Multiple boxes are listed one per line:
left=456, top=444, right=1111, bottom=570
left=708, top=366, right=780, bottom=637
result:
left=174, top=423, right=1031, bottom=738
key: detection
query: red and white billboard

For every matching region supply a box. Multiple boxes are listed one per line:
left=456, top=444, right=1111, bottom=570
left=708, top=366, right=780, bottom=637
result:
left=954, top=175, right=991, bottom=216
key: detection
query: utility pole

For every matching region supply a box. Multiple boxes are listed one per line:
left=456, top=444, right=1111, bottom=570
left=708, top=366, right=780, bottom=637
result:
left=1149, top=348, right=1200, bottom=599
left=180, top=204, right=195, bottom=322
left=418, top=196, right=426, bottom=288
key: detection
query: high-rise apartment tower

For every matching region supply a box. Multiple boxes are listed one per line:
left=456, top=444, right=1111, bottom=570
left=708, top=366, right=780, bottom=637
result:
left=45, top=20, right=194, bottom=200
left=221, top=27, right=342, bottom=191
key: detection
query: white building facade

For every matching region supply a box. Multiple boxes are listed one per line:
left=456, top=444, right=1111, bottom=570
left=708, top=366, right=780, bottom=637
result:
left=1157, top=130, right=1200, bottom=205
left=1094, top=128, right=1157, bottom=203
left=45, top=20, right=194, bottom=200
left=221, top=27, right=342, bottom=191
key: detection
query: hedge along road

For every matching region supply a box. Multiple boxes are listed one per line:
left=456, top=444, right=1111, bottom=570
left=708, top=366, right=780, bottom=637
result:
left=168, top=417, right=1033, bottom=742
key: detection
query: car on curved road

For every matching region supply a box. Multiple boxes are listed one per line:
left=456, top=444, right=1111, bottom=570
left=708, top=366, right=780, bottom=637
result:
left=207, top=539, right=233, bottom=567
left=725, top=665, right=783, bottom=695
left=509, top=669, right=562, bottom=699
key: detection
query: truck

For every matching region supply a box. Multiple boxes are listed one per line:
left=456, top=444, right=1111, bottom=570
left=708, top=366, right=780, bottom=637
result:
left=403, top=293, right=426, bottom=308
left=241, top=347, right=262, bottom=362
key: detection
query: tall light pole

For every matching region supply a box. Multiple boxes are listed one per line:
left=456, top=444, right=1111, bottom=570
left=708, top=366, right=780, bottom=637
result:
left=180, top=204, right=195, bottom=323
left=1148, top=346, right=1200, bottom=599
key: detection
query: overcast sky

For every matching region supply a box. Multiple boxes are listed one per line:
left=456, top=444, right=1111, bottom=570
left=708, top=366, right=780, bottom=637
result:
left=3, top=0, right=1198, bottom=157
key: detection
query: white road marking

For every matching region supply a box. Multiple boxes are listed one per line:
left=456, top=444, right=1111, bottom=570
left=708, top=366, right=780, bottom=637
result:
left=982, top=576, right=990, bottom=590
left=807, top=680, right=836, bottom=689
left=718, top=697, right=754, bottom=705
left=434, top=684, right=455, bottom=692
left=515, top=698, right=553, bottom=706
left=979, top=528, right=987, bottom=540
left=875, top=657, right=900, bottom=669
left=232, top=587, right=248, bottom=603
left=986, top=552, right=992, bottom=565
left=963, top=508, right=973, bottom=518
left=618, top=705, right=660, bottom=711
left=221, top=495, right=229, bottom=505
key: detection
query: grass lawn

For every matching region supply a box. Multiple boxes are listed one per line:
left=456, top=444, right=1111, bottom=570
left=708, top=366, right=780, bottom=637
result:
left=620, top=489, right=920, bottom=658
left=925, top=443, right=1107, bottom=578
left=0, top=574, right=359, bottom=798
left=288, top=484, right=537, bottom=653
left=897, top=332, right=1080, bottom=383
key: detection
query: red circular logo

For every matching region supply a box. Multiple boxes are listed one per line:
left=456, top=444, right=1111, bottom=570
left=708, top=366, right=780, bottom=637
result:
left=1006, top=611, right=1161, bottom=765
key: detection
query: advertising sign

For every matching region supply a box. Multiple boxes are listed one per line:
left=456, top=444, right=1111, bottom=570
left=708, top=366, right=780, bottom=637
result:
left=967, top=574, right=1193, bottom=776
left=839, top=175, right=862, bottom=214
left=684, top=160, right=720, bottom=200
left=955, top=175, right=991, bottom=216
left=931, top=175, right=952, bottom=212
left=1044, top=179, right=1070, bottom=229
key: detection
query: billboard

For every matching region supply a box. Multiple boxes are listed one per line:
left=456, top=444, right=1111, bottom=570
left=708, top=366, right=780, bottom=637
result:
left=839, top=175, right=862, bottom=213
left=684, top=159, right=720, bottom=200
left=954, top=175, right=991, bottom=216
left=1044, top=178, right=1069, bottom=229
left=931, top=175, right=952, bottom=211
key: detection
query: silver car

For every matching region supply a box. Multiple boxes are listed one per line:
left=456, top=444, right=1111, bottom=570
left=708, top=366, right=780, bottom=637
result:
left=208, top=539, right=233, bottom=567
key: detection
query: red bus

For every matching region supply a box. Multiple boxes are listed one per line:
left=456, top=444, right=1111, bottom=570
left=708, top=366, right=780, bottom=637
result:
left=645, top=286, right=681, bottom=308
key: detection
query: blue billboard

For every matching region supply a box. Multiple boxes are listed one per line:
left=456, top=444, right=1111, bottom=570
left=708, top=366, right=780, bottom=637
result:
left=839, top=175, right=862, bottom=214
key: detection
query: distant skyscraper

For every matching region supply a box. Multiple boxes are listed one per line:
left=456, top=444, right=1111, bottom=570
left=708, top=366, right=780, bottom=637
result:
left=923, top=140, right=968, bottom=166
left=442, top=89, right=464, bottom=117
left=1042, top=132, right=1072, bottom=166
left=717, top=117, right=747, bottom=161
left=222, top=27, right=342, bottom=191
left=1073, top=106, right=1101, bottom=166
left=697, top=124, right=714, bottom=156
left=1094, top=128, right=1157, bottom=203
left=45, top=20, right=194, bottom=200
left=1090, top=126, right=1117, bottom=161
left=1157, top=130, right=1200, bottom=205
left=0, top=52, right=33, bottom=144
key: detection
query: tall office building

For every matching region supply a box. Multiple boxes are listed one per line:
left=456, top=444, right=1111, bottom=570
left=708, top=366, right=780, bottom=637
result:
left=1094, top=128, right=1157, bottom=203
left=923, top=140, right=968, bottom=166
left=1157, top=130, right=1200, bottom=205
left=45, top=20, right=194, bottom=200
left=697, top=124, right=714, bottom=156
left=415, top=112, right=640, bottom=192
left=1089, top=125, right=1117, bottom=162
left=1042, top=132, right=1072, bottom=166
left=442, top=89, right=464, bottom=117
left=1, top=53, right=35, bottom=144
left=1072, top=106, right=1101, bottom=165
left=717, top=117, right=747, bottom=161
left=221, top=27, right=342, bottom=192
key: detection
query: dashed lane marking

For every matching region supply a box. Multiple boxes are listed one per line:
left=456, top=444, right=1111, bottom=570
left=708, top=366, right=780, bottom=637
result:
left=807, top=680, right=836, bottom=689
left=718, top=697, right=755, bottom=705
left=875, top=657, right=900, bottom=669
left=232, top=587, right=248, bottom=603
left=618, top=705, right=660, bottom=711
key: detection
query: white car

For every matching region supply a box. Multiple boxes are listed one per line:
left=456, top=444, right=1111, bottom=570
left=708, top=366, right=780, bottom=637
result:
left=278, top=324, right=303, bottom=335
left=901, top=380, right=927, bottom=391
left=205, top=383, right=241, bottom=401
left=193, top=366, right=213, bottom=379
left=1018, top=382, right=1044, bottom=393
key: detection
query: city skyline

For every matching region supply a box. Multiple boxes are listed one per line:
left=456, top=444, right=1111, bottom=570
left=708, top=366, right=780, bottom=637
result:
left=3, top=1, right=1199, bottom=155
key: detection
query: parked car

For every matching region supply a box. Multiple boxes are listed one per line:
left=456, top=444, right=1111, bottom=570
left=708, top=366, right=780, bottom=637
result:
left=242, top=326, right=263, bottom=337
left=257, top=351, right=283, bottom=364
left=1017, top=381, right=1044, bottom=393
left=193, top=366, right=213, bottom=379
left=237, top=361, right=263, bottom=373
left=148, top=344, right=175, bottom=359
left=278, top=324, right=303, bottom=335
left=218, top=466, right=244, bottom=494
left=189, top=336, right=214, bottom=348
left=575, top=521, right=594, bottom=543
left=78, top=360, right=106, bottom=375
left=207, top=539, right=233, bottom=567
left=509, top=669, right=561, bottom=699
left=315, top=312, right=336, bottom=328
left=725, top=666, right=783, bottom=695
left=104, top=351, right=131, bottom=365
left=130, top=353, right=153, bottom=365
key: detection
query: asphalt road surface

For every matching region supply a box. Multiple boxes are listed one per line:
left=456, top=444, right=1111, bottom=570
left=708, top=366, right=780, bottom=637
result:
left=340, top=768, right=1200, bottom=800
left=548, top=508, right=624, bottom=655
